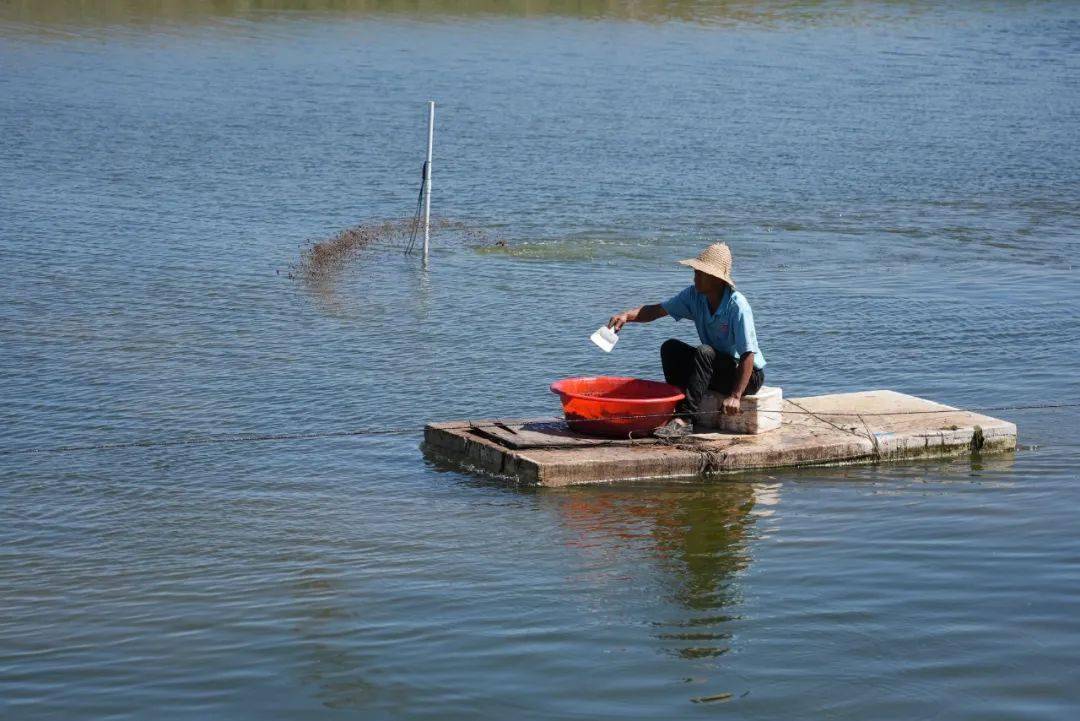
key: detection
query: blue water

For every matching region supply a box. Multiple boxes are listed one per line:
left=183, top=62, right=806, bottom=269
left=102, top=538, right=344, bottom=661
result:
left=2, top=2, right=1079, bottom=718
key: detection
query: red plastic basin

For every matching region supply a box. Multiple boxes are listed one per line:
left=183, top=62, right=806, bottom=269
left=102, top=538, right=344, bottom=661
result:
left=550, top=376, right=685, bottom=438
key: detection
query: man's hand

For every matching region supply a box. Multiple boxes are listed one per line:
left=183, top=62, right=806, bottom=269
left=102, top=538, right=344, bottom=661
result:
left=608, top=304, right=668, bottom=332
left=608, top=312, right=632, bottom=332
left=722, top=395, right=742, bottom=416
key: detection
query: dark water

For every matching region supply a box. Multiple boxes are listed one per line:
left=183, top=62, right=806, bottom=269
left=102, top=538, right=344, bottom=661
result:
left=2, top=1, right=1080, bottom=718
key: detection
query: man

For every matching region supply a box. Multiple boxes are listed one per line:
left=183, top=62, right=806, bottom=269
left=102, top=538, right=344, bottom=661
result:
left=608, top=242, right=766, bottom=438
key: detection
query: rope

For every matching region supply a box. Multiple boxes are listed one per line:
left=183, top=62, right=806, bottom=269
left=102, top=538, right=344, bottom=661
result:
left=0, top=427, right=416, bottom=457
left=857, top=413, right=882, bottom=459
left=434, top=401, right=1080, bottom=432
left=2, top=402, right=1076, bottom=458
left=403, top=161, right=428, bottom=257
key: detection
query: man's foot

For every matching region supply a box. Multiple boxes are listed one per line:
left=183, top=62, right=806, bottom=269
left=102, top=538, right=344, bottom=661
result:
left=654, top=417, right=693, bottom=439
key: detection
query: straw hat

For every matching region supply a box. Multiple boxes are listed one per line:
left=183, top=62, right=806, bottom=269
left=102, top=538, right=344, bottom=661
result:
left=678, top=242, right=735, bottom=286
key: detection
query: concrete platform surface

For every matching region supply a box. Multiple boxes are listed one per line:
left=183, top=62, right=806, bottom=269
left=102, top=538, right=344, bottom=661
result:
left=422, top=390, right=1017, bottom=486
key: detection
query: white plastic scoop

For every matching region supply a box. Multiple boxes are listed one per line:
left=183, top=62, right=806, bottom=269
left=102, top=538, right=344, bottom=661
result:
left=590, top=325, right=619, bottom=353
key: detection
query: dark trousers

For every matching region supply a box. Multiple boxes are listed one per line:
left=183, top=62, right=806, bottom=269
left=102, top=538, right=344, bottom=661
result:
left=660, top=339, right=765, bottom=419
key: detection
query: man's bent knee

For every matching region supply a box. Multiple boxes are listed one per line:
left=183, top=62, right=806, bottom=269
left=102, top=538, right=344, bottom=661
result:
left=661, top=338, right=683, bottom=355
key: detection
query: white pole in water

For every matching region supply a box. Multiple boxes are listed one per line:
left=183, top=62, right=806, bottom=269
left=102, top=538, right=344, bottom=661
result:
left=423, top=100, right=435, bottom=262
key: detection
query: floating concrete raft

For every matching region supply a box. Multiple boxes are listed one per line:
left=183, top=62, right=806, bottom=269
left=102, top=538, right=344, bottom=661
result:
left=423, top=390, right=1017, bottom=486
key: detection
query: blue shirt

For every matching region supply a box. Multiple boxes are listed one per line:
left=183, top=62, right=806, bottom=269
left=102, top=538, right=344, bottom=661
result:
left=661, top=286, right=766, bottom=369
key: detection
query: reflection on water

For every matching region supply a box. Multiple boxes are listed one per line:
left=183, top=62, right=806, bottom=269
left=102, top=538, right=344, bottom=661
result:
left=286, top=554, right=379, bottom=710
left=1, top=0, right=921, bottom=29
left=555, top=482, right=772, bottom=664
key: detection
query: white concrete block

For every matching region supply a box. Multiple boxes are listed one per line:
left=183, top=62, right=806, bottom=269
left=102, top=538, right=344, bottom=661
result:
left=697, top=386, right=783, bottom=434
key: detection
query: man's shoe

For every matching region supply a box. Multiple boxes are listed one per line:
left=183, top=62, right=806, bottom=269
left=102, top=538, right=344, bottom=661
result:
left=654, top=417, right=693, bottom=439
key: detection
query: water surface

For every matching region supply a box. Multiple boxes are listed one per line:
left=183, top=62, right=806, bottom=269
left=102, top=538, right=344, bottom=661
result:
left=2, top=1, right=1079, bottom=718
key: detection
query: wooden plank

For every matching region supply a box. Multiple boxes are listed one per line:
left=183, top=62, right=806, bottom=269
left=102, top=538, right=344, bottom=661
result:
left=468, top=419, right=659, bottom=450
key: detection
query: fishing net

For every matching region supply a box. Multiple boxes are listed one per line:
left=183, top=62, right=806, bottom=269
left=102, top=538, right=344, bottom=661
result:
left=288, top=217, right=507, bottom=286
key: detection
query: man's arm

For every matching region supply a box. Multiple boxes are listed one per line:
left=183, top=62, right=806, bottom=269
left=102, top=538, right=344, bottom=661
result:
left=721, top=352, right=755, bottom=415
left=608, top=304, right=668, bottom=332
